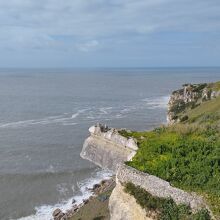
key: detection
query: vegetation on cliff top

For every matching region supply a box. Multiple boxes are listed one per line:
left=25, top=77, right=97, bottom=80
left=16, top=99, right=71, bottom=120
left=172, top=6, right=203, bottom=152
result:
left=120, top=83, right=220, bottom=218
left=168, top=81, right=220, bottom=123
left=124, top=182, right=211, bottom=220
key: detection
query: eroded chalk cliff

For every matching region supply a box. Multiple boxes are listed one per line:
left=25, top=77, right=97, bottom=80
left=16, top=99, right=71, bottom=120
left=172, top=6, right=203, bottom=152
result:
left=109, top=181, right=152, bottom=220
left=80, top=124, right=137, bottom=171
left=167, top=82, right=220, bottom=124
left=80, top=124, right=149, bottom=219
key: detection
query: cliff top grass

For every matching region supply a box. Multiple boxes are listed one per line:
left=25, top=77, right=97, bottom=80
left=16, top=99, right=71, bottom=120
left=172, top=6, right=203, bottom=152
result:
left=184, top=95, right=220, bottom=128
left=120, top=88, right=220, bottom=218
left=208, top=81, right=220, bottom=91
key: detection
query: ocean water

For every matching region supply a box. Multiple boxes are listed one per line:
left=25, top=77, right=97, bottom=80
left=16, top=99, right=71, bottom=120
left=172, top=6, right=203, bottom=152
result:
left=0, top=68, right=219, bottom=220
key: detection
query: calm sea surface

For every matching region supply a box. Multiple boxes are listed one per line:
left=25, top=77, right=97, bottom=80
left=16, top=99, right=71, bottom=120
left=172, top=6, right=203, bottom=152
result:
left=0, top=68, right=219, bottom=220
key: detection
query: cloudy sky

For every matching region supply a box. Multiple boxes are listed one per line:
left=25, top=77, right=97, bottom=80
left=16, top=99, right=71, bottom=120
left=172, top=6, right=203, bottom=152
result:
left=0, top=0, right=220, bottom=67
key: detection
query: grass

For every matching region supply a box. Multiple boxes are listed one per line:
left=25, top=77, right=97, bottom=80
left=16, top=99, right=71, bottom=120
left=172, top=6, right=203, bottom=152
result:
left=208, top=81, right=220, bottom=91
left=121, top=94, right=220, bottom=218
left=124, top=182, right=211, bottom=220
left=186, top=96, right=220, bottom=127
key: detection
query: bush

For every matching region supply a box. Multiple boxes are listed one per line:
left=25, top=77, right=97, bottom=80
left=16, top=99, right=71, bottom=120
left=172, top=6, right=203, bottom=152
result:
left=192, top=83, right=207, bottom=92
left=124, top=182, right=210, bottom=220
left=125, top=182, right=163, bottom=210
left=192, top=209, right=211, bottom=220
left=169, top=100, right=186, bottom=114
left=180, top=115, right=188, bottom=122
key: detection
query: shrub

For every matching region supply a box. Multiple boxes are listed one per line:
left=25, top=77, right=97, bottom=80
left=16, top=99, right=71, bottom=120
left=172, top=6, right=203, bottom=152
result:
left=192, top=209, right=211, bottom=220
left=125, top=182, right=163, bottom=210
left=192, top=83, right=207, bottom=92
left=180, top=115, right=188, bottom=122
left=124, top=182, right=210, bottom=220
left=169, top=100, right=186, bottom=114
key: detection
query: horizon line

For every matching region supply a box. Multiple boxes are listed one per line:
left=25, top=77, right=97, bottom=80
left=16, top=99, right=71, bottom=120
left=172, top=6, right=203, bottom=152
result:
left=0, top=66, right=220, bottom=70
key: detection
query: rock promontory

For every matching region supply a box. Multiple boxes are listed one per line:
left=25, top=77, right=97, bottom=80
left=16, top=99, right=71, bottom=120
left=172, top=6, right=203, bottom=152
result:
left=167, top=82, right=220, bottom=124
left=80, top=124, right=138, bottom=171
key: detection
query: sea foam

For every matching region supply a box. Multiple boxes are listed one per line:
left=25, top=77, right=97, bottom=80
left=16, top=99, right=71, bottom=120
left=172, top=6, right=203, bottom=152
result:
left=0, top=109, right=89, bottom=129
left=142, top=96, right=169, bottom=109
left=15, top=169, right=112, bottom=220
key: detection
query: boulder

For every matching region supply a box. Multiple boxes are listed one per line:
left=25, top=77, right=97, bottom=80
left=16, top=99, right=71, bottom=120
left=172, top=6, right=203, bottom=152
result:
left=83, top=199, right=89, bottom=204
left=52, top=208, right=66, bottom=220
left=93, top=183, right=101, bottom=190
left=53, top=208, right=62, bottom=217
left=72, top=198, right=76, bottom=204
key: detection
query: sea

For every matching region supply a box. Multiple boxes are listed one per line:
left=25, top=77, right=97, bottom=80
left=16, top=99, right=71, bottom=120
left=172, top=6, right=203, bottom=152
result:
left=0, top=67, right=219, bottom=220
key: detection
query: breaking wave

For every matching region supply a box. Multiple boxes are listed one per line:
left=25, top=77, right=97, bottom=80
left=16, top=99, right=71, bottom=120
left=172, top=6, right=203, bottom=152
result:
left=142, top=96, right=169, bottom=109
left=15, top=169, right=112, bottom=220
left=0, top=109, right=89, bottom=129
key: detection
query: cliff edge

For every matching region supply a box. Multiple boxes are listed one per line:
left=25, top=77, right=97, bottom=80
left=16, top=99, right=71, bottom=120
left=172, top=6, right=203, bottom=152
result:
left=80, top=124, right=138, bottom=171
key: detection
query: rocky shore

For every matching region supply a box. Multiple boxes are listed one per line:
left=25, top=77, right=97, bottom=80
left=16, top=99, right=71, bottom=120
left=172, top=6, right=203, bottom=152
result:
left=52, top=178, right=115, bottom=220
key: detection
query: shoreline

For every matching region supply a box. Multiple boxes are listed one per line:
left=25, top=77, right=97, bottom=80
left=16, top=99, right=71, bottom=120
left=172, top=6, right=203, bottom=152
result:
left=52, top=178, right=116, bottom=220
left=17, top=169, right=112, bottom=220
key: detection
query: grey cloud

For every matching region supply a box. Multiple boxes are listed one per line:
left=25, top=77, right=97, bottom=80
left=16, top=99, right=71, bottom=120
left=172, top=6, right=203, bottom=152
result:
left=0, top=0, right=219, bottom=50
left=77, top=40, right=100, bottom=52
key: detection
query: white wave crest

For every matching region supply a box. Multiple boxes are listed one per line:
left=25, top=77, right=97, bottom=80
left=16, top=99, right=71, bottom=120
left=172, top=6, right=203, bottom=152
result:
left=0, top=109, right=89, bottom=129
left=15, top=169, right=112, bottom=220
left=99, top=107, right=113, bottom=114
left=71, top=109, right=89, bottom=119
left=142, top=96, right=169, bottom=109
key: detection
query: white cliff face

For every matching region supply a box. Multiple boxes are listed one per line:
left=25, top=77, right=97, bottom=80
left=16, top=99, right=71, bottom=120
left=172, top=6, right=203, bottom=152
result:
left=80, top=124, right=137, bottom=171
left=109, top=181, right=153, bottom=220
left=211, top=90, right=220, bottom=99
left=88, top=124, right=138, bottom=151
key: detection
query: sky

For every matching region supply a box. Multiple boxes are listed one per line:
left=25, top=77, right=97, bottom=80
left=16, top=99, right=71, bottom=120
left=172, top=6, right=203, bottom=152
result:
left=0, top=0, right=220, bottom=68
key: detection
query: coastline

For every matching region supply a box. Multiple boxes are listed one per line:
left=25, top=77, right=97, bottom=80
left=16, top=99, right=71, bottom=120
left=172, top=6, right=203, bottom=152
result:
left=70, top=81, right=220, bottom=220
left=1, top=70, right=219, bottom=220
left=15, top=93, right=169, bottom=220
left=67, top=178, right=115, bottom=220
left=17, top=169, right=112, bottom=220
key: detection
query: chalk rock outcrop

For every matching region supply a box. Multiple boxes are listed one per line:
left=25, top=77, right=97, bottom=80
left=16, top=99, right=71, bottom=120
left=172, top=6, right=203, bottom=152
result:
left=109, top=181, right=153, bottom=220
left=167, top=83, right=220, bottom=124
left=80, top=124, right=138, bottom=171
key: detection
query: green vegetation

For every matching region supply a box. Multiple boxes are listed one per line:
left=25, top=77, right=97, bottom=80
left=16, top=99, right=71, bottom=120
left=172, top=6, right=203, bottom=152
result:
left=208, top=81, right=220, bottom=91
left=185, top=96, right=220, bottom=127
left=122, top=91, right=220, bottom=218
left=124, top=182, right=210, bottom=220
